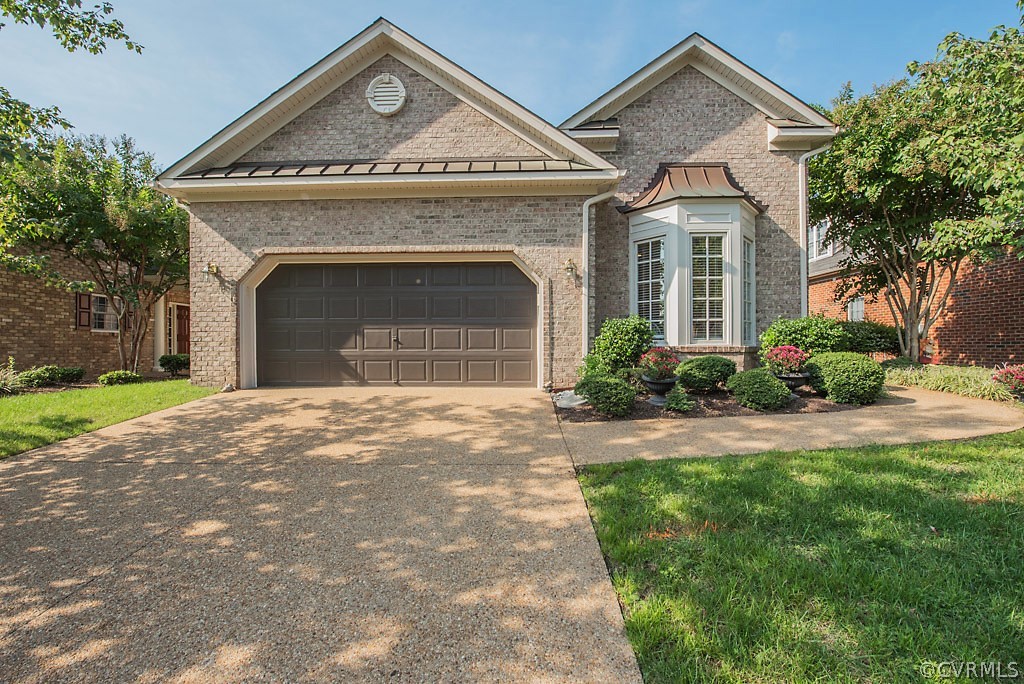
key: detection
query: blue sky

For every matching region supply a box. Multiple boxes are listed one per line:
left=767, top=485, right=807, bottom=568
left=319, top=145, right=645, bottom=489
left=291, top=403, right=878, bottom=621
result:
left=0, top=0, right=1019, bottom=167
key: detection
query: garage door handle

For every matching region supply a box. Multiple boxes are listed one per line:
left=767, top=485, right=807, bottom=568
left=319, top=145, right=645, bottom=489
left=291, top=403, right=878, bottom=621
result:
left=392, top=336, right=400, bottom=343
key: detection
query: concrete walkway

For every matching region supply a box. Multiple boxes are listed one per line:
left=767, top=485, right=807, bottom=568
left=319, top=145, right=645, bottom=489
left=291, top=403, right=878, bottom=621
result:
left=0, top=388, right=641, bottom=683
left=562, top=386, right=1024, bottom=465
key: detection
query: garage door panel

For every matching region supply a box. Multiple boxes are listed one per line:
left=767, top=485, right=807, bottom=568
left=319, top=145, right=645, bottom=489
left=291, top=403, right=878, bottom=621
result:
left=257, top=262, right=536, bottom=386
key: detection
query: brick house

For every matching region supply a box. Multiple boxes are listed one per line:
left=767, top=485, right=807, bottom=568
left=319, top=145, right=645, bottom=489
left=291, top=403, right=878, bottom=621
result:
left=156, top=19, right=835, bottom=389
left=0, top=251, right=191, bottom=379
left=808, top=236, right=1024, bottom=365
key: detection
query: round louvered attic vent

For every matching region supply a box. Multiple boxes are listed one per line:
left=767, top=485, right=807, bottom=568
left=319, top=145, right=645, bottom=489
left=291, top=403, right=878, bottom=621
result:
left=366, top=73, right=406, bottom=116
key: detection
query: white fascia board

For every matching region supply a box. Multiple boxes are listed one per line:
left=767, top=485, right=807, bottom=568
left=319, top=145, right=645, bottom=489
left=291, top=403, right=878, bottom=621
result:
left=157, top=170, right=623, bottom=202
left=768, top=122, right=837, bottom=151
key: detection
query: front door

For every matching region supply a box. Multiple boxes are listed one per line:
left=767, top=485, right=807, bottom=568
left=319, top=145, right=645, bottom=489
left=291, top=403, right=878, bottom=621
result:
left=175, top=305, right=191, bottom=355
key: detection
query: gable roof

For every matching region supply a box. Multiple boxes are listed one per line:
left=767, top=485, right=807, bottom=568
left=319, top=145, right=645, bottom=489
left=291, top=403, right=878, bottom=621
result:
left=561, top=33, right=834, bottom=130
left=159, top=18, right=616, bottom=184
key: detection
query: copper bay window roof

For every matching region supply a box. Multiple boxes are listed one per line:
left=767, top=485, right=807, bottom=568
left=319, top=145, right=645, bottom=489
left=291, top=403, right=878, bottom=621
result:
left=621, top=162, right=766, bottom=213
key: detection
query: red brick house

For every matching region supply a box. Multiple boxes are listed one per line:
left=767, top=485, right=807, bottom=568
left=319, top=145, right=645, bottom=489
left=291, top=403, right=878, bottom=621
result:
left=0, top=252, right=190, bottom=379
left=807, top=230, right=1023, bottom=365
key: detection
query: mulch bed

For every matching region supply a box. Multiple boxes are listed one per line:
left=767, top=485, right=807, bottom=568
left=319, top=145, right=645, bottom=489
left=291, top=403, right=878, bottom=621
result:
left=555, top=386, right=860, bottom=423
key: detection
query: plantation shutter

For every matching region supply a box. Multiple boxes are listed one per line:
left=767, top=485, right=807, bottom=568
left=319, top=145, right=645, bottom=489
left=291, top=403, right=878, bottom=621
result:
left=75, top=294, right=91, bottom=329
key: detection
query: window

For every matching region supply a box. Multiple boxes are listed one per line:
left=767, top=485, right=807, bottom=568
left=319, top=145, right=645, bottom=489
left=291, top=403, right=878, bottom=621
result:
left=91, top=294, right=119, bottom=332
left=742, top=238, right=755, bottom=344
left=635, top=237, right=665, bottom=338
left=808, top=222, right=833, bottom=261
left=847, top=296, right=865, bottom=322
left=691, top=234, right=725, bottom=342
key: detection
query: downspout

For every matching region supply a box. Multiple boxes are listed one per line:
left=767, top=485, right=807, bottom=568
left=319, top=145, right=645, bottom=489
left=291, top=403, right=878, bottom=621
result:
left=798, top=143, right=831, bottom=316
left=581, top=189, right=618, bottom=357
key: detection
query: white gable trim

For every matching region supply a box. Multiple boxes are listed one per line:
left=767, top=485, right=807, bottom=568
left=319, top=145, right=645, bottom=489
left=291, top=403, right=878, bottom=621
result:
left=159, top=19, right=613, bottom=181
left=561, top=33, right=834, bottom=129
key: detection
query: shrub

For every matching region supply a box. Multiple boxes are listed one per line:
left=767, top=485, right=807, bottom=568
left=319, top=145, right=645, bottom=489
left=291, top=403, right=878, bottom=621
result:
left=98, top=370, right=144, bottom=386
left=0, top=357, right=20, bottom=396
left=574, top=374, right=637, bottom=417
left=676, top=355, right=736, bottom=393
left=806, top=352, right=885, bottom=405
left=664, top=385, right=695, bottom=413
left=614, top=366, right=647, bottom=391
left=638, top=347, right=680, bottom=381
left=993, top=364, right=1024, bottom=395
left=759, top=315, right=850, bottom=359
left=589, top=316, right=654, bottom=374
left=17, top=365, right=85, bottom=387
left=881, top=356, right=920, bottom=370
left=840, top=320, right=902, bottom=355
left=158, top=353, right=190, bottom=377
left=761, top=345, right=810, bottom=375
left=726, top=368, right=791, bottom=411
left=886, top=364, right=1017, bottom=403
left=578, top=352, right=611, bottom=379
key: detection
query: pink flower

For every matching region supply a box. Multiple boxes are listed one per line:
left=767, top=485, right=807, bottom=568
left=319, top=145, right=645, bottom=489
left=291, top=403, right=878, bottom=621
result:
left=640, top=347, right=680, bottom=380
left=763, top=345, right=809, bottom=374
left=993, top=364, right=1024, bottom=392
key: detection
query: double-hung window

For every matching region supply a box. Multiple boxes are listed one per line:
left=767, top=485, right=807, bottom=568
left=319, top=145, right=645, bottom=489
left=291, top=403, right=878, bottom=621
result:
left=690, top=234, right=725, bottom=342
left=808, top=222, right=833, bottom=261
left=635, top=238, right=665, bottom=339
left=847, top=296, right=865, bottom=322
left=91, top=294, right=119, bottom=332
left=742, top=238, right=755, bottom=345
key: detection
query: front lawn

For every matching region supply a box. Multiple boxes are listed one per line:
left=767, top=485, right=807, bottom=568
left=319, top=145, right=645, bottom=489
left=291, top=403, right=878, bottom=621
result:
left=579, top=431, right=1024, bottom=683
left=0, top=380, right=216, bottom=458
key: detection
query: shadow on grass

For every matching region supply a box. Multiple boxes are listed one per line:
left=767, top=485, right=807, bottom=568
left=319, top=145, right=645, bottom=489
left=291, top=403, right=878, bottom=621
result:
left=0, top=415, right=93, bottom=458
left=580, top=434, right=1024, bottom=683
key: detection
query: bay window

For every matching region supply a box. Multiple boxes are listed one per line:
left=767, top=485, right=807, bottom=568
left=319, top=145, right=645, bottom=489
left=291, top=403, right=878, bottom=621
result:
left=690, top=234, right=725, bottom=342
left=634, top=238, right=665, bottom=338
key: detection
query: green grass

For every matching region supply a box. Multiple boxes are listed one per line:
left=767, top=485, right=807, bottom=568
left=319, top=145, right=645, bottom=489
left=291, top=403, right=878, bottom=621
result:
left=579, top=432, right=1024, bottom=683
left=0, top=380, right=216, bottom=458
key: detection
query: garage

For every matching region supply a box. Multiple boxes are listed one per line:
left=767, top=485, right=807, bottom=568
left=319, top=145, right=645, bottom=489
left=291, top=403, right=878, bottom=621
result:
left=255, top=262, right=537, bottom=386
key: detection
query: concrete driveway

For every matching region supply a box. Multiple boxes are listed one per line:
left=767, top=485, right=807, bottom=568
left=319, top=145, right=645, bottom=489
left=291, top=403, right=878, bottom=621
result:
left=0, top=388, right=641, bottom=683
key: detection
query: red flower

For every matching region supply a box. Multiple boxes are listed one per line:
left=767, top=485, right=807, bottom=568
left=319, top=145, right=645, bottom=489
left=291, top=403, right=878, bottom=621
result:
left=763, top=345, right=809, bottom=374
left=639, top=347, right=681, bottom=380
left=993, top=364, right=1024, bottom=392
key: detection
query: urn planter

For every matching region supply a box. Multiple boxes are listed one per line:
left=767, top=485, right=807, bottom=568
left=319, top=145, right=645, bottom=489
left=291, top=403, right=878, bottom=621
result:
left=642, top=375, right=679, bottom=406
left=775, top=371, right=810, bottom=391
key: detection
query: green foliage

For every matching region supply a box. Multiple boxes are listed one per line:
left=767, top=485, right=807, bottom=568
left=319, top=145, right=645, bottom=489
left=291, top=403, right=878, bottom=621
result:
left=664, top=385, right=695, bottom=413
left=881, top=356, right=922, bottom=370
left=0, top=356, right=20, bottom=395
left=17, top=364, right=84, bottom=387
left=638, top=347, right=680, bottom=381
left=578, top=352, right=611, bottom=379
left=158, top=353, right=190, bottom=377
left=759, top=316, right=849, bottom=358
left=574, top=374, right=637, bottom=417
left=839, top=320, right=902, bottom=355
left=807, top=352, right=885, bottom=405
left=726, top=368, right=792, bottom=411
left=97, top=370, right=142, bottom=386
left=0, top=86, right=68, bottom=162
left=589, top=316, right=654, bottom=374
left=578, top=430, right=1024, bottom=682
left=676, top=355, right=737, bottom=393
left=0, top=135, right=189, bottom=371
left=886, top=364, right=1017, bottom=403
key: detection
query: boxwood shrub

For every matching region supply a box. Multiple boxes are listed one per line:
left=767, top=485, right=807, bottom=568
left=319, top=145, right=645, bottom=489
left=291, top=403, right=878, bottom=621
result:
left=98, top=370, right=144, bottom=386
left=587, top=315, right=654, bottom=374
left=18, top=365, right=85, bottom=387
left=664, top=385, right=696, bottom=413
left=840, top=320, right=901, bottom=355
left=676, top=355, right=736, bottom=393
left=574, top=374, right=637, bottom=417
left=726, top=368, right=791, bottom=411
left=759, top=315, right=850, bottom=358
left=806, top=352, right=885, bottom=404
left=158, top=353, right=190, bottom=377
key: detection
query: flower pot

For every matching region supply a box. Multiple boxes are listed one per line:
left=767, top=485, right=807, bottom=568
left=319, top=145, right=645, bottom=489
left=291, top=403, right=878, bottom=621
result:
left=775, top=371, right=810, bottom=391
left=642, top=375, right=679, bottom=406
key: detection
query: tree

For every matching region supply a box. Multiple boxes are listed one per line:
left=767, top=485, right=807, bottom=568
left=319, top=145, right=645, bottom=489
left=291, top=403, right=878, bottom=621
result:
left=809, top=17, right=1023, bottom=361
left=0, top=135, right=188, bottom=371
left=0, top=0, right=140, bottom=158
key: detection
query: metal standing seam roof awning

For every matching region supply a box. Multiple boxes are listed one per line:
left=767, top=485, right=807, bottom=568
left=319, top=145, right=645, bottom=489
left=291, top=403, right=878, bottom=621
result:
left=178, top=158, right=598, bottom=180
left=621, top=162, right=766, bottom=213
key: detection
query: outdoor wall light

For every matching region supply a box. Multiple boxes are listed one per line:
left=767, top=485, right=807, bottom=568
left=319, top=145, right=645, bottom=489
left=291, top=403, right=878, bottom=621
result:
left=564, top=258, right=578, bottom=280
left=201, top=262, right=219, bottom=278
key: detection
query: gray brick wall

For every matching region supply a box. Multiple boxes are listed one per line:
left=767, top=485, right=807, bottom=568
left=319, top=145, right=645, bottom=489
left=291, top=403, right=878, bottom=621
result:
left=188, top=197, right=587, bottom=388
left=593, top=65, right=803, bottom=335
left=238, top=55, right=547, bottom=163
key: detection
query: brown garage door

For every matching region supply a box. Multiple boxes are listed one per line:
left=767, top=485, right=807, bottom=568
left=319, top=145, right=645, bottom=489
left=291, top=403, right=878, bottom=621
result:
left=256, top=262, right=537, bottom=386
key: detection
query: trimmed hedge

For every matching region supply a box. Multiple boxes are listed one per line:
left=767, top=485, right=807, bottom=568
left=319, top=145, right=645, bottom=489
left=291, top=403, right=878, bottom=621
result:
left=158, top=353, right=190, bottom=377
left=17, top=365, right=85, bottom=387
left=98, top=370, right=144, bottom=386
left=574, top=374, right=637, bottom=417
left=676, top=355, right=736, bottom=393
left=840, top=320, right=901, bottom=355
left=760, top=315, right=849, bottom=358
left=726, top=368, right=791, bottom=411
left=586, top=316, right=654, bottom=375
left=664, top=385, right=696, bottom=413
left=807, top=352, right=885, bottom=405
